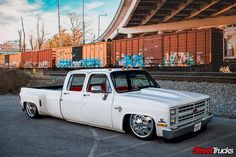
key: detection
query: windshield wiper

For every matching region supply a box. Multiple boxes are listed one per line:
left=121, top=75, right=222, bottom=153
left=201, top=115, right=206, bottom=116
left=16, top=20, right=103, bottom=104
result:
left=137, top=85, right=157, bottom=89
left=136, top=86, right=148, bottom=89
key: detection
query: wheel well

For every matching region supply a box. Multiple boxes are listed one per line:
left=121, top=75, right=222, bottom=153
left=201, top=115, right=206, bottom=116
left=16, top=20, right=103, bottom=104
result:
left=23, top=102, right=36, bottom=110
left=23, top=102, right=27, bottom=110
left=122, top=114, right=131, bottom=132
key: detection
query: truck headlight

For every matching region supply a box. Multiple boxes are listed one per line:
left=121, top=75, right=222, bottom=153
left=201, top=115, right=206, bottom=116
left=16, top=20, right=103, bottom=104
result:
left=170, top=117, right=176, bottom=125
left=170, top=108, right=177, bottom=125
left=170, top=108, right=177, bottom=115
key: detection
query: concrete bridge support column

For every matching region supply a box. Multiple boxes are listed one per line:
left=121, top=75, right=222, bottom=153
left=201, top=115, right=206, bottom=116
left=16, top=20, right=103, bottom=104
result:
left=127, top=33, right=133, bottom=38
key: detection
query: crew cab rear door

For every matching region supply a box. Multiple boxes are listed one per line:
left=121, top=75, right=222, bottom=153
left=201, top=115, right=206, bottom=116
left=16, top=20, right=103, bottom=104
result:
left=82, top=73, right=113, bottom=128
left=60, top=73, right=86, bottom=122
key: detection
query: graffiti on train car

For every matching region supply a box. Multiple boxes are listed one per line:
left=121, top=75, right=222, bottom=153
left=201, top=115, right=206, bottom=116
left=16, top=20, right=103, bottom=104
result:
left=23, top=62, right=38, bottom=68
left=161, top=51, right=197, bottom=67
left=9, top=62, right=18, bottom=68
left=57, top=60, right=72, bottom=68
left=118, top=53, right=144, bottom=67
left=144, top=57, right=154, bottom=65
left=72, top=58, right=101, bottom=67
left=38, top=61, right=50, bottom=68
left=117, top=51, right=204, bottom=67
left=79, top=58, right=101, bottom=67
left=57, top=58, right=101, bottom=68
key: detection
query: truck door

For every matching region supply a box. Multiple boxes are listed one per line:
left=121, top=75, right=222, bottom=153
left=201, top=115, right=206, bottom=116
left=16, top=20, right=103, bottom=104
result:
left=82, top=73, right=113, bottom=128
left=60, top=73, right=86, bottom=122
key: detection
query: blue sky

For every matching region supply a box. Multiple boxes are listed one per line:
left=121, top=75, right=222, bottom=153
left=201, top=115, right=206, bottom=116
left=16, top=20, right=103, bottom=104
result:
left=0, top=0, right=120, bottom=43
left=38, top=0, right=120, bottom=15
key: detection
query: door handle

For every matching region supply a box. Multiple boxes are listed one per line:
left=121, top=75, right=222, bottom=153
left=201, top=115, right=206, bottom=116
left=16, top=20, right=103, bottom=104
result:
left=64, top=92, right=70, bottom=95
left=83, top=94, right=90, bottom=97
left=114, top=106, right=122, bottom=112
left=102, top=93, right=108, bottom=100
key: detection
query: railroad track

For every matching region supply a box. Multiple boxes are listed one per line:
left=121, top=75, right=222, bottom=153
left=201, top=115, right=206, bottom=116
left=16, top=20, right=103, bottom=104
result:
left=44, top=70, right=236, bottom=84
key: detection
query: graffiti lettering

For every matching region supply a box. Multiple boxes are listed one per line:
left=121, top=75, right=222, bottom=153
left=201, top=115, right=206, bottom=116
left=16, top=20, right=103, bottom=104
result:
left=38, top=61, right=49, bottom=68
left=118, top=53, right=144, bottom=67
left=161, top=51, right=197, bottom=67
left=57, top=59, right=102, bottom=68
left=145, top=57, right=154, bottom=65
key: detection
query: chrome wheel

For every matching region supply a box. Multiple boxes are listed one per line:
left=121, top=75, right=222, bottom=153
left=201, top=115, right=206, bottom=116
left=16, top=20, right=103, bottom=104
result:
left=26, top=102, right=38, bottom=118
left=129, top=114, right=155, bottom=139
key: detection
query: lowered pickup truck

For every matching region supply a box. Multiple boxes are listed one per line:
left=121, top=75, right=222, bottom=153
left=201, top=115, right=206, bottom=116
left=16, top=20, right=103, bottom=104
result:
left=19, top=69, right=213, bottom=140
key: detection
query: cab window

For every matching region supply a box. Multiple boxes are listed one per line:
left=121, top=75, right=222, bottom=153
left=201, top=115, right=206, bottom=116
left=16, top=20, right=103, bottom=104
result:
left=111, top=72, right=129, bottom=92
left=87, top=74, right=112, bottom=93
left=68, top=74, right=86, bottom=92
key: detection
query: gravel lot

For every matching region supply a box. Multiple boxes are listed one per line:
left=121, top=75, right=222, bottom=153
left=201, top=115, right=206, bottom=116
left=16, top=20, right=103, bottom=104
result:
left=158, top=80, right=236, bottom=118
left=0, top=96, right=236, bottom=157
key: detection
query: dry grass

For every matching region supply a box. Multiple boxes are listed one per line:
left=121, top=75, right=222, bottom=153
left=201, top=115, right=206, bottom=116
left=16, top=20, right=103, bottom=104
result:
left=0, top=69, right=63, bottom=95
left=0, top=69, right=31, bottom=94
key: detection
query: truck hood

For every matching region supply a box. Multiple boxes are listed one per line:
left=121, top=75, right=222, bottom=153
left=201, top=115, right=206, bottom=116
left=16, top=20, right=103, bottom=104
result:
left=121, top=88, right=209, bottom=107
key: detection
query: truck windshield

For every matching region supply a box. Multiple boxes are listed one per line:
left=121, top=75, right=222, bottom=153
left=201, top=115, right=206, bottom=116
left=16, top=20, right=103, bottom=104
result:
left=111, top=70, right=160, bottom=93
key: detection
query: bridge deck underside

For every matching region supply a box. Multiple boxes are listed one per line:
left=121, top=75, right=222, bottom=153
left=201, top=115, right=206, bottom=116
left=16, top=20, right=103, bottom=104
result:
left=126, top=0, right=236, bottom=27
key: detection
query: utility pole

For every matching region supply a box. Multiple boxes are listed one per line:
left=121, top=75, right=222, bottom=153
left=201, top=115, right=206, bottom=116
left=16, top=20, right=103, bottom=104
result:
left=82, top=0, right=85, bottom=44
left=98, top=14, right=107, bottom=38
left=58, top=0, right=62, bottom=48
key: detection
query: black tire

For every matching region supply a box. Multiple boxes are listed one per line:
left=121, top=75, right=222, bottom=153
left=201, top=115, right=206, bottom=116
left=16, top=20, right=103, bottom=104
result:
left=129, top=114, right=156, bottom=140
left=199, top=125, right=207, bottom=133
left=25, top=102, right=39, bottom=118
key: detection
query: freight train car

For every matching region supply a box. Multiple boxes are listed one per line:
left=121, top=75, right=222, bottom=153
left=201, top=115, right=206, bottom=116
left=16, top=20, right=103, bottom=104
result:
left=162, top=28, right=223, bottom=71
left=21, top=49, right=53, bottom=68
left=111, top=28, right=223, bottom=71
left=0, top=28, right=224, bottom=71
left=0, top=52, right=21, bottom=68
left=111, top=35, right=162, bottom=67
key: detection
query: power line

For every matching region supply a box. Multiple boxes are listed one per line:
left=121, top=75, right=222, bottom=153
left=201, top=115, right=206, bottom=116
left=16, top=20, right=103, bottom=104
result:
left=58, top=0, right=62, bottom=48
left=82, top=0, right=85, bottom=44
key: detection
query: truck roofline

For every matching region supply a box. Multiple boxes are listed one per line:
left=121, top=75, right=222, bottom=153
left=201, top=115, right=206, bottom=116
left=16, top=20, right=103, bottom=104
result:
left=70, top=68, right=144, bottom=74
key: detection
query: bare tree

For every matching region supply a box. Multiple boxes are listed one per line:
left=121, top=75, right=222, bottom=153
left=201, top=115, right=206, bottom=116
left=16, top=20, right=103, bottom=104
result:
left=37, top=15, right=46, bottom=50
left=17, top=30, right=22, bottom=52
left=29, top=32, right=34, bottom=51
left=21, top=17, right=26, bottom=52
left=67, top=12, right=91, bottom=46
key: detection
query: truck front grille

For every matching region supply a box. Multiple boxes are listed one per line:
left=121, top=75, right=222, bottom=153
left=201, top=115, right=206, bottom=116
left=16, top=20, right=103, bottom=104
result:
left=177, top=100, right=207, bottom=125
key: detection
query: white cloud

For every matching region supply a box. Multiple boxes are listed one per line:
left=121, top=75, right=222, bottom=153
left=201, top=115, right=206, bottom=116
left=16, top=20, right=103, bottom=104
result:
left=0, top=0, right=43, bottom=43
left=0, top=0, right=114, bottom=45
left=85, top=1, right=105, bottom=11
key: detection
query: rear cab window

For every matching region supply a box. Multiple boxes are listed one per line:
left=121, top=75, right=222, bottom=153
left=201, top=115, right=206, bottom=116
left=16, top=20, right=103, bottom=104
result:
left=67, top=74, right=86, bottom=92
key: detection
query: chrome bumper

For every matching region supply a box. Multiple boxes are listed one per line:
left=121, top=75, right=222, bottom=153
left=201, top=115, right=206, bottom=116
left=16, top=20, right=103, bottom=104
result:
left=163, top=114, right=213, bottom=139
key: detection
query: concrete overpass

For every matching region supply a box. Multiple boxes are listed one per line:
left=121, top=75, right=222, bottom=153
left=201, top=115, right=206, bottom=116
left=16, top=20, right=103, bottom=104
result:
left=100, top=0, right=236, bottom=40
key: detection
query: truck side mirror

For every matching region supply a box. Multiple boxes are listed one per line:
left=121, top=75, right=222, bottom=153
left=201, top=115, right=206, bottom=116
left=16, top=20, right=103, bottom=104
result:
left=91, top=86, right=102, bottom=93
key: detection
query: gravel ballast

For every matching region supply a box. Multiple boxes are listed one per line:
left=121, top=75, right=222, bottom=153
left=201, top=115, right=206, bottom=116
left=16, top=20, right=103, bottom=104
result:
left=157, top=80, right=236, bottom=118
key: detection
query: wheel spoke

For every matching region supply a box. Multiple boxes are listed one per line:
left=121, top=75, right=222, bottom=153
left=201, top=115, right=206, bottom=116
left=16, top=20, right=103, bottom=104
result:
left=130, top=114, right=154, bottom=138
left=26, top=103, right=37, bottom=118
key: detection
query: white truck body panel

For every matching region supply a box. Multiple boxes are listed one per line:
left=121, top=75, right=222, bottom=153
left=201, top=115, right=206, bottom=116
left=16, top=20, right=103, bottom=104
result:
left=19, top=69, right=212, bottom=139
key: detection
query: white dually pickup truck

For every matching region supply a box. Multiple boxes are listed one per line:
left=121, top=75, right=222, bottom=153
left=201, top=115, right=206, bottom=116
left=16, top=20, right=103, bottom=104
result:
left=19, top=69, right=213, bottom=140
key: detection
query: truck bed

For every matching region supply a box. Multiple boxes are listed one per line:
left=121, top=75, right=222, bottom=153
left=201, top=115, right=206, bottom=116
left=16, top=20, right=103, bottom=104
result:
left=28, top=85, right=63, bottom=91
